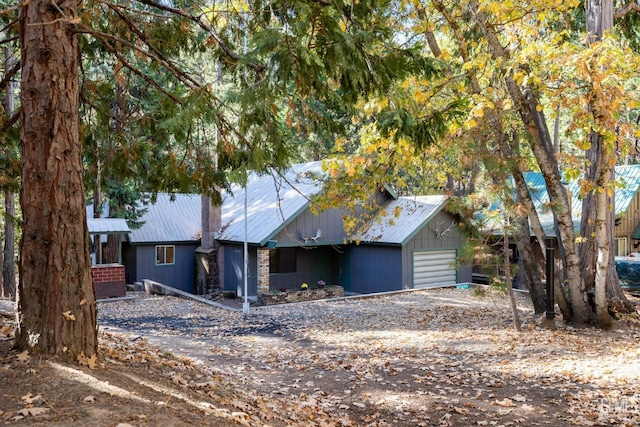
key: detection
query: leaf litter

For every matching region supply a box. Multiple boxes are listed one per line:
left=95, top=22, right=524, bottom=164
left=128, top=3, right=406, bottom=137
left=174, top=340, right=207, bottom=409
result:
left=0, top=287, right=638, bottom=426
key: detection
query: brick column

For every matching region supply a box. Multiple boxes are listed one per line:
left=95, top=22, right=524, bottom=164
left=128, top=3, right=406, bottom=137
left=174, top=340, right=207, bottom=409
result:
left=257, top=248, right=270, bottom=295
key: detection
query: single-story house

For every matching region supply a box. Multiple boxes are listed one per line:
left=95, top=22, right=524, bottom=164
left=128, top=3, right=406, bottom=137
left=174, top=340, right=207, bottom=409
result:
left=215, top=161, right=471, bottom=297
left=121, top=161, right=471, bottom=297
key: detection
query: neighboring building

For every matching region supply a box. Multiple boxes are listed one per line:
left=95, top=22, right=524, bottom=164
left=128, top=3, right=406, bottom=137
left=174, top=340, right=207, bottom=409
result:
left=122, top=193, right=201, bottom=293
left=524, top=164, right=640, bottom=256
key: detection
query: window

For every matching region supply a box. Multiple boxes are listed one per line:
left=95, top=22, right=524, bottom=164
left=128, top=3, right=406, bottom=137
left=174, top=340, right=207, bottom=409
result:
left=269, top=247, right=296, bottom=273
left=615, top=238, right=628, bottom=257
left=156, top=245, right=175, bottom=265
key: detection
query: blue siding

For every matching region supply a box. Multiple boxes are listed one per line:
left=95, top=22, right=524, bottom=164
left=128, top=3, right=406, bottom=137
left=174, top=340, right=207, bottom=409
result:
left=347, top=246, right=403, bottom=294
left=223, top=244, right=257, bottom=297
left=123, top=242, right=198, bottom=293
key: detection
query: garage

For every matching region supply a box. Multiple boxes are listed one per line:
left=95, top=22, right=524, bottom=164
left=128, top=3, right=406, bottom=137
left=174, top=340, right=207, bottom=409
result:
left=413, top=250, right=457, bottom=288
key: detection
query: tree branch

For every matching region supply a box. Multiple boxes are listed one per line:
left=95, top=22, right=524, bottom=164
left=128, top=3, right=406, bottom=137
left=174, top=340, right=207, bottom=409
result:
left=0, top=59, right=20, bottom=92
left=103, top=3, right=202, bottom=89
left=134, top=0, right=266, bottom=73
left=614, top=2, right=640, bottom=18
left=1, top=107, right=20, bottom=133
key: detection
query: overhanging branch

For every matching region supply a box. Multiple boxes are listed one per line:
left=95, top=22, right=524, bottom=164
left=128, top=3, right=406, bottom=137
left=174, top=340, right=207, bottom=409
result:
left=614, top=2, right=640, bottom=18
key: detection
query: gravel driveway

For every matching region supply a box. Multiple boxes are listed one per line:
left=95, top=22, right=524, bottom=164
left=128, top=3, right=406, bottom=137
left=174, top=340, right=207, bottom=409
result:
left=97, top=288, right=640, bottom=426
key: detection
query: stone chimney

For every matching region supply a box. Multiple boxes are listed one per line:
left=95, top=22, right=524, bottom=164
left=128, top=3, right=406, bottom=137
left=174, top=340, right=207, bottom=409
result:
left=196, top=195, right=222, bottom=294
left=201, top=195, right=221, bottom=249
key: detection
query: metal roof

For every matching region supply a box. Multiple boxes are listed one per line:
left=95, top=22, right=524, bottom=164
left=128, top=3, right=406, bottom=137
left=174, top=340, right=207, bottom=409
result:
left=217, top=161, right=325, bottom=245
left=611, top=165, right=640, bottom=214
left=524, top=165, right=640, bottom=217
left=87, top=218, right=130, bottom=235
left=127, top=193, right=202, bottom=244
left=357, top=195, right=448, bottom=245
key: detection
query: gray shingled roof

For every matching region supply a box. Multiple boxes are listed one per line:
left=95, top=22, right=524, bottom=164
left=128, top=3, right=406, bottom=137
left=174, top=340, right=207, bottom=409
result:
left=217, top=161, right=324, bottom=245
left=357, top=195, right=448, bottom=245
left=127, top=193, right=202, bottom=244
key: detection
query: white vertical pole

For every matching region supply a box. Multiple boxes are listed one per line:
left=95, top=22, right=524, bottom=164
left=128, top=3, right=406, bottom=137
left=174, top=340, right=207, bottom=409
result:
left=243, top=181, right=250, bottom=318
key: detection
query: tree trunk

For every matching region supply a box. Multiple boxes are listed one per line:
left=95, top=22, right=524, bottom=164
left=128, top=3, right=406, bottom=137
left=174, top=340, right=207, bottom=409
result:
left=506, top=135, right=547, bottom=314
left=93, top=162, right=102, bottom=265
left=503, top=219, right=522, bottom=331
left=582, top=0, right=633, bottom=325
left=587, top=0, right=614, bottom=41
left=2, top=47, right=16, bottom=300
left=469, top=0, right=590, bottom=325
left=594, top=154, right=615, bottom=328
left=3, top=190, right=16, bottom=300
left=17, top=1, right=97, bottom=359
left=513, top=213, right=546, bottom=314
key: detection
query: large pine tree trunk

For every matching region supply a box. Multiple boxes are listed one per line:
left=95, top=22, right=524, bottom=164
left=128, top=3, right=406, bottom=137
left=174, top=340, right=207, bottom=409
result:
left=17, top=1, right=97, bottom=359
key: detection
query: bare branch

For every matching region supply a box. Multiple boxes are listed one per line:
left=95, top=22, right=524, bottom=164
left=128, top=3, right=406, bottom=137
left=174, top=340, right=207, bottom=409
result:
left=102, top=3, right=202, bottom=89
left=615, top=2, right=640, bottom=19
left=0, top=3, right=23, bottom=18
left=77, top=26, right=201, bottom=94
left=1, top=107, right=20, bottom=133
left=0, top=58, right=20, bottom=91
left=83, top=31, right=183, bottom=105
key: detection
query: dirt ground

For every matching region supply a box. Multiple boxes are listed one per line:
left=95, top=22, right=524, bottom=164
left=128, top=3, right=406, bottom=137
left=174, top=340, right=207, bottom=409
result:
left=1, top=287, right=639, bottom=427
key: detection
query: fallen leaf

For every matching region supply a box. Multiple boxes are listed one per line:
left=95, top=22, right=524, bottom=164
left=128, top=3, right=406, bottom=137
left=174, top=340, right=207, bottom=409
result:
left=493, top=398, right=516, bottom=407
left=83, top=395, right=96, bottom=403
left=17, top=407, right=49, bottom=417
left=77, top=352, right=98, bottom=369
left=62, top=311, right=76, bottom=321
left=21, top=393, right=45, bottom=405
left=16, top=350, right=30, bottom=363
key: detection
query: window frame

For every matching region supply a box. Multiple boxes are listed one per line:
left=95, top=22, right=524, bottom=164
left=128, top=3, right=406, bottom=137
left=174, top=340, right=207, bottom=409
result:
left=615, top=237, right=628, bottom=257
left=155, top=245, right=176, bottom=266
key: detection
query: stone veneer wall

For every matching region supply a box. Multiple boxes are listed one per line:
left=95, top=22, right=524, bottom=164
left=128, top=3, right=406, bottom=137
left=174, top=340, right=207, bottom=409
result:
left=257, top=248, right=270, bottom=295
left=258, top=286, right=344, bottom=305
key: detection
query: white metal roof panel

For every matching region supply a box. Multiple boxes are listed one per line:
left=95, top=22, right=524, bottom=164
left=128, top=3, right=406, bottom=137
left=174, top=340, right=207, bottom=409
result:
left=217, top=161, right=324, bottom=245
left=87, top=218, right=130, bottom=235
left=357, top=195, right=448, bottom=245
left=127, top=193, right=202, bottom=244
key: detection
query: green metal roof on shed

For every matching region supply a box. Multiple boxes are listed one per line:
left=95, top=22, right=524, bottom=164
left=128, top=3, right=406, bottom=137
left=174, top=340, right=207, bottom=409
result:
left=524, top=165, right=640, bottom=217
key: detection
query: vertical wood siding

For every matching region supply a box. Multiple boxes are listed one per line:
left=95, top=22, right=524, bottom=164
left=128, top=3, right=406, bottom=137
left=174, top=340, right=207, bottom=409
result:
left=223, top=244, right=257, bottom=297
left=125, top=243, right=198, bottom=293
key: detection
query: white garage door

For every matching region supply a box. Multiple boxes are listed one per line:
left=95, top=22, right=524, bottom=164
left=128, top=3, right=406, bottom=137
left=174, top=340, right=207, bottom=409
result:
left=413, top=250, right=457, bottom=288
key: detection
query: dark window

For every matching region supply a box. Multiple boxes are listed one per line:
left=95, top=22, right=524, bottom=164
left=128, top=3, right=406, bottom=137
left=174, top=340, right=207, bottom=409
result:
left=269, top=247, right=296, bottom=273
left=156, top=245, right=175, bottom=265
